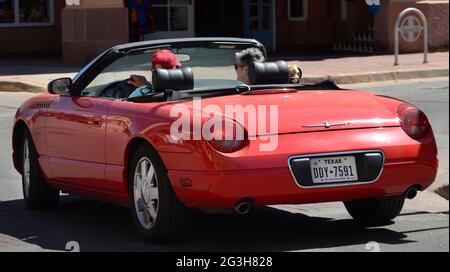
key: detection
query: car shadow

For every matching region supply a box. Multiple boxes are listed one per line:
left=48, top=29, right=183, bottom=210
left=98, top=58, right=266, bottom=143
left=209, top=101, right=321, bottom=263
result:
left=0, top=196, right=417, bottom=252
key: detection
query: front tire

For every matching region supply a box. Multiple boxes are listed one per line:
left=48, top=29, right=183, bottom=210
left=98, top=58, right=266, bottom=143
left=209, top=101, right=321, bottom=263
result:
left=344, top=196, right=405, bottom=224
left=129, top=144, right=191, bottom=242
left=22, top=130, right=59, bottom=209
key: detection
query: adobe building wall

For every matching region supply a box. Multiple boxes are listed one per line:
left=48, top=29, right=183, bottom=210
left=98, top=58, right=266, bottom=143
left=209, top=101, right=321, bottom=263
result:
left=0, top=0, right=65, bottom=55
left=62, top=0, right=129, bottom=64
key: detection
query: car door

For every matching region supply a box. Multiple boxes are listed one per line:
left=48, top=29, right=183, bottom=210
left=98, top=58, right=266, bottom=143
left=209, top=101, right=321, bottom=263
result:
left=46, top=95, right=110, bottom=190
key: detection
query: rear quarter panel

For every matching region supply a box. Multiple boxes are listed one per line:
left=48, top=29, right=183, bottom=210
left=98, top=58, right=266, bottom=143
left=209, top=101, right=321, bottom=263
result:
left=104, top=100, right=201, bottom=193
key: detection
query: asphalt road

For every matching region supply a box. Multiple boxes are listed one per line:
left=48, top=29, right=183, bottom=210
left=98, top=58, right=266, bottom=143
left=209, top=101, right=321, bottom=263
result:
left=0, top=78, right=448, bottom=252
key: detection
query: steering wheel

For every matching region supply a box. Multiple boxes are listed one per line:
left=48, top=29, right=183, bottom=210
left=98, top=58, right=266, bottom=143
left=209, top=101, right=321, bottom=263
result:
left=100, top=79, right=136, bottom=99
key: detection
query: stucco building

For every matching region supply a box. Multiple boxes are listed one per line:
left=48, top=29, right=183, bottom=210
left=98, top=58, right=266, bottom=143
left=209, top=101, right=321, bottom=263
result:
left=0, top=0, right=448, bottom=64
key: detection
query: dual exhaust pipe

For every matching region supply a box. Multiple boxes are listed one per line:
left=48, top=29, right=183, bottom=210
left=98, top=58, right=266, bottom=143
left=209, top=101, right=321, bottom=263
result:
left=233, top=199, right=253, bottom=215
left=405, top=187, right=419, bottom=200
left=233, top=188, right=420, bottom=215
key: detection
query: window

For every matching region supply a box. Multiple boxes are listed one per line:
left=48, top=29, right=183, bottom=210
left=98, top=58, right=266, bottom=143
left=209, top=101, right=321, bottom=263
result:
left=153, top=0, right=189, bottom=31
left=247, top=0, right=271, bottom=31
left=0, top=0, right=15, bottom=23
left=0, top=0, right=53, bottom=27
left=288, top=0, right=308, bottom=21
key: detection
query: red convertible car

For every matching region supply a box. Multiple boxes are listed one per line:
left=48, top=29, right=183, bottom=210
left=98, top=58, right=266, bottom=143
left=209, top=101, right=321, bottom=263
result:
left=12, top=38, right=438, bottom=242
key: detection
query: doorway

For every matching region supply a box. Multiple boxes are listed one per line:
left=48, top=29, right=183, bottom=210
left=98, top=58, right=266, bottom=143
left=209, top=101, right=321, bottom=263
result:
left=195, top=0, right=244, bottom=38
left=244, top=0, right=274, bottom=51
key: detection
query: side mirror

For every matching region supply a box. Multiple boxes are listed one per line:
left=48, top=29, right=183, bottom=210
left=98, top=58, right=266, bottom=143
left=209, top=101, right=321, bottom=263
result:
left=48, top=78, right=72, bottom=95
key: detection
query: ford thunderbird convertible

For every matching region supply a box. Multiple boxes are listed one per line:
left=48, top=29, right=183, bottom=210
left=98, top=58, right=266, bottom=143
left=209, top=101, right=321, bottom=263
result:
left=12, top=38, right=438, bottom=242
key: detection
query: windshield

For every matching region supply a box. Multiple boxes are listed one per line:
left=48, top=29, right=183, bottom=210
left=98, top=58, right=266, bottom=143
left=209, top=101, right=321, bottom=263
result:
left=85, top=45, right=259, bottom=94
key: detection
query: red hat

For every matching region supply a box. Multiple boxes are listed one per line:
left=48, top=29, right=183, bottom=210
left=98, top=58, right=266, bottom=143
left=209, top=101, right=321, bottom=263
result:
left=151, top=50, right=182, bottom=70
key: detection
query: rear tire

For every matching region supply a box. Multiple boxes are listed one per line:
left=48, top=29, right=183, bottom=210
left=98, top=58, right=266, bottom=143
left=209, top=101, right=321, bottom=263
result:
left=344, top=196, right=405, bottom=224
left=22, top=130, right=59, bottom=209
left=129, top=144, right=191, bottom=242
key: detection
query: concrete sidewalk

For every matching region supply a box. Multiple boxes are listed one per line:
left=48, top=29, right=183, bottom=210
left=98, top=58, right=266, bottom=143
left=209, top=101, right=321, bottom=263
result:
left=0, top=57, right=79, bottom=93
left=282, top=51, right=449, bottom=84
left=0, top=51, right=448, bottom=92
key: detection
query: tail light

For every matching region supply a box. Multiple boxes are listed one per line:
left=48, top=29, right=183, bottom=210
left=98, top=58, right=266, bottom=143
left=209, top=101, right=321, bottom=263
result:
left=207, top=118, right=247, bottom=153
left=398, top=104, right=431, bottom=140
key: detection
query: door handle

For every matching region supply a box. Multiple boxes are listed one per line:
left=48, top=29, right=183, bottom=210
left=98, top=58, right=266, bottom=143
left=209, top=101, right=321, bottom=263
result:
left=90, top=117, right=103, bottom=127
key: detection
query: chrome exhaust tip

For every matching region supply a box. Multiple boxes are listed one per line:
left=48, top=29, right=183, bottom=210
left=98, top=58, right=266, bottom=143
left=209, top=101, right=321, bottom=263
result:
left=234, top=200, right=252, bottom=215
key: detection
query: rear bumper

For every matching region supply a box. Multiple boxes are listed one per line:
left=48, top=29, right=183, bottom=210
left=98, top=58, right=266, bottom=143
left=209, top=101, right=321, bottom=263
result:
left=163, top=127, right=438, bottom=209
left=169, top=159, right=437, bottom=209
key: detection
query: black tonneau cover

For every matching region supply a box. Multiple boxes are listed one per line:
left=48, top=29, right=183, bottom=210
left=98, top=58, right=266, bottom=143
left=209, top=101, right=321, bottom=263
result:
left=128, top=80, right=342, bottom=103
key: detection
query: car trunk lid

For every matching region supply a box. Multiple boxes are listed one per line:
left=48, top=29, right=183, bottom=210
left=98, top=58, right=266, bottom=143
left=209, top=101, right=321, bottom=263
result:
left=179, top=89, right=402, bottom=136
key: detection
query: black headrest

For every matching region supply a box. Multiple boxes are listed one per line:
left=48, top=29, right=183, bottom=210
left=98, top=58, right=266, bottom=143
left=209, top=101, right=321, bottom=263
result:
left=248, top=61, right=290, bottom=85
left=152, top=67, right=194, bottom=91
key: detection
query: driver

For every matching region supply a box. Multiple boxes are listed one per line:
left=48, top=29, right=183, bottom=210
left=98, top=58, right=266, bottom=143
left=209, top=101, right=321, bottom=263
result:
left=128, top=49, right=182, bottom=98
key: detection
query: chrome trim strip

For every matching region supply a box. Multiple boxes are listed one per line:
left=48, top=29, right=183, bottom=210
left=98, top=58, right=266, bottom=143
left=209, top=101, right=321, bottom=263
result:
left=288, top=150, right=386, bottom=189
left=303, top=122, right=351, bottom=129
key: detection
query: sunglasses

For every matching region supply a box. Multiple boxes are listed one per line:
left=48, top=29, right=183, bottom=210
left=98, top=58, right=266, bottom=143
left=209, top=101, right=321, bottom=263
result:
left=234, top=64, right=245, bottom=70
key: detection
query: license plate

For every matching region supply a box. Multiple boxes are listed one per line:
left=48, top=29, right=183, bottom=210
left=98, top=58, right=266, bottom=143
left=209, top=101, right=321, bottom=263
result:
left=310, top=156, right=358, bottom=184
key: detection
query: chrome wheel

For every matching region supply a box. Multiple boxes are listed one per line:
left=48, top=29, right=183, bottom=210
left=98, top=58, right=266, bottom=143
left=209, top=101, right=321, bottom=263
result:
left=133, top=157, right=159, bottom=230
left=23, top=138, right=31, bottom=198
left=129, top=144, right=192, bottom=242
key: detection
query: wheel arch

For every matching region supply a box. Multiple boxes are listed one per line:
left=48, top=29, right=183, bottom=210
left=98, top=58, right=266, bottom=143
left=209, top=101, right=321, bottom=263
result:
left=123, top=137, right=167, bottom=190
left=12, top=120, right=29, bottom=174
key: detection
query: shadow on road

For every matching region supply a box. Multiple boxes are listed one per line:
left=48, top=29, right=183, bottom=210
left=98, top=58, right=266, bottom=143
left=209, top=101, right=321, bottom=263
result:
left=0, top=196, right=418, bottom=252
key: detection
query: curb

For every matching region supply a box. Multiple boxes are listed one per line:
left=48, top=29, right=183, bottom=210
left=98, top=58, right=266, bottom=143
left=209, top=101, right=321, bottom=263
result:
left=0, top=68, right=448, bottom=93
left=436, top=185, right=449, bottom=201
left=0, top=81, right=46, bottom=93
left=302, top=68, right=449, bottom=85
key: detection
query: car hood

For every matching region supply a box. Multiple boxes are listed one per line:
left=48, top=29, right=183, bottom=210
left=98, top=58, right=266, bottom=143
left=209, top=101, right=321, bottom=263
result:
left=172, top=90, right=402, bottom=136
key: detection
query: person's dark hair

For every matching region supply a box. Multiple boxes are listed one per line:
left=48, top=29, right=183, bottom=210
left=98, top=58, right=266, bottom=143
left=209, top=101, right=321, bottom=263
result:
left=235, top=48, right=265, bottom=66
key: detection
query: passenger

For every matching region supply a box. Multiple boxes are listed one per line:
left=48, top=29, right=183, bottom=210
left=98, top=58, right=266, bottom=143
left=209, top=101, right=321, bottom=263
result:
left=128, top=49, right=181, bottom=98
left=288, top=64, right=303, bottom=84
left=234, top=48, right=265, bottom=85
